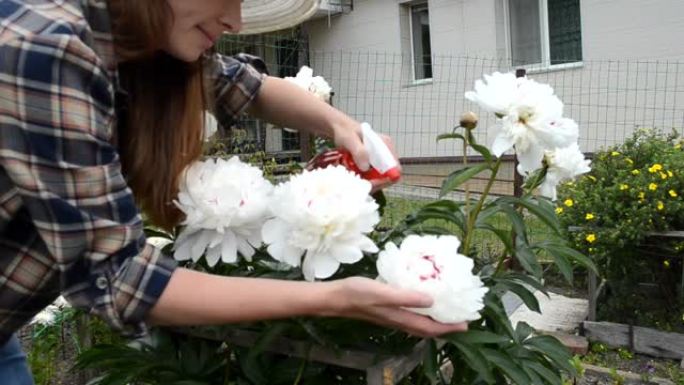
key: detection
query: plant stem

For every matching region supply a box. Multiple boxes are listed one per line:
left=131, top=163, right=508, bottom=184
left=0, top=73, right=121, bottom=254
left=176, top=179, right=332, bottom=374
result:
left=463, top=131, right=470, bottom=216
left=462, top=158, right=502, bottom=255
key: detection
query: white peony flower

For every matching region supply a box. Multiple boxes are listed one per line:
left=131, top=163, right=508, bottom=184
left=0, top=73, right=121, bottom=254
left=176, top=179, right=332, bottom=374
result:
left=284, top=66, right=333, bottom=103
left=539, top=143, right=592, bottom=200
left=376, top=235, right=488, bottom=323
left=262, top=166, right=379, bottom=281
left=174, top=157, right=273, bottom=267
left=466, top=73, right=579, bottom=174
left=31, top=296, right=70, bottom=326
left=204, top=112, right=219, bottom=141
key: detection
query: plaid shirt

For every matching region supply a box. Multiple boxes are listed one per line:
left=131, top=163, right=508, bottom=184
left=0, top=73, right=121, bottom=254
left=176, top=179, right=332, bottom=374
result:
left=0, top=0, right=264, bottom=343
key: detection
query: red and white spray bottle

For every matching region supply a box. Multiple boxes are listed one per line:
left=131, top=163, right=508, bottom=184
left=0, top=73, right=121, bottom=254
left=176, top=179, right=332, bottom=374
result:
left=307, top=123, right=402, bottom=183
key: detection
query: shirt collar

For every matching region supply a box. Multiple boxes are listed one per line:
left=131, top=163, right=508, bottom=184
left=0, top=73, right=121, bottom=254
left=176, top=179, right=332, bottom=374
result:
left=79, top=0, right=117, bottom=73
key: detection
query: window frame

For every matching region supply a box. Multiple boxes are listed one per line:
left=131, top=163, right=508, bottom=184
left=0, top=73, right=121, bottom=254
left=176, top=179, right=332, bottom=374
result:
left=408, top=1, right=434, bottom=82
left=503, top=0, right=584, bottom=72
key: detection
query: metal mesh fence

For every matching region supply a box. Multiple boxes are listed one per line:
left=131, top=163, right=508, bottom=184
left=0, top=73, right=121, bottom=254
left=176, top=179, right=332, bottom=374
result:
left=213, top=37, right=684, bottom=224
left=308, top=52, right=684, bottom=208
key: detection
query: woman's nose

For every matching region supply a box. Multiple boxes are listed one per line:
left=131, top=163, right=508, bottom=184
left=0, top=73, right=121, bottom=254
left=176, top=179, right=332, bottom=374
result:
left=220, top=0, right=242, bottom=33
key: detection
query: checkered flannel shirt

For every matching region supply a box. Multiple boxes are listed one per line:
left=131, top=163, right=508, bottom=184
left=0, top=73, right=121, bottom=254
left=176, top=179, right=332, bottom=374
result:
left=0, top=0, right=264, bottom=343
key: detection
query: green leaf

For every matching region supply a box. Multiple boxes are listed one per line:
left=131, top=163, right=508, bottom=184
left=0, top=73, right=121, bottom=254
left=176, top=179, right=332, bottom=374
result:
left=526, top=361, right=564, bottom=385
left=440, top=164, right=490, bottom=197
left=494, top=200, right=527, bottom=237
left=482, top=295, right=516, bottom=339
left=481, top=348, right=532, bottom=385
left=524, top=335, right=575, bottom=374
left=444, top=330, right=512, bottom=345
left=422, top=339, right=439, bottom=384
left=450, top=341, right=496, bottom=384
left=515, top=241, right=543, bottom=279
left=471, top=143, right=493, bottom=163
left=497, top=272, right=547, bottom=295
left=498, top=281, right=541, bottom=313
left=476, top=224, right=515, bottom=254
left=436, top=132, right=466, bottom=142
left=501, top=196, right=562, bottom=235
left=515, top=322, right=536, bottom=341
left=544, top=244, right=598, bottom=274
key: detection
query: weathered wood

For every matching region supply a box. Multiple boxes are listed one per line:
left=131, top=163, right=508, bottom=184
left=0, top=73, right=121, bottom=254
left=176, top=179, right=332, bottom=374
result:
left=182, top=327, right=436, bottom=385
left=366, top=340, right=445, bottom=385
left=582, top=321, right=684, bottom=359
left=509, top=291, right=588, bottom=333
left=588, top=271, right=597, bottom=322
left=633, top=326, right=684, bottom=359
left=581, top=321, right=631, bottom=348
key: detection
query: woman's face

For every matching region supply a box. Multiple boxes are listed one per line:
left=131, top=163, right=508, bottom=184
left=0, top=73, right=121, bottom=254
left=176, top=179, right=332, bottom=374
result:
left=164, top=0, right=242, bottom=62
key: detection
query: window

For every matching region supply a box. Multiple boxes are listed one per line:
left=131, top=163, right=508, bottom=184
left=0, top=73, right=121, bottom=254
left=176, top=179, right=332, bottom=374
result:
left=409, top=3, right=433, bottom=80
left=507, top=0, right=582, bottom=67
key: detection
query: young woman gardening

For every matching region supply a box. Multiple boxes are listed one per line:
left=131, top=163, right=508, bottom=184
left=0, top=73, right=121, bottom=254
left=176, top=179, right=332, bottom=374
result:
left=0, top=0, right=467, bottom=382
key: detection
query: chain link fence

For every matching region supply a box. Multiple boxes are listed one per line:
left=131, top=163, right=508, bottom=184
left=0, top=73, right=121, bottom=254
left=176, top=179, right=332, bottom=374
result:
left=214, top=36, right=684, bottom=224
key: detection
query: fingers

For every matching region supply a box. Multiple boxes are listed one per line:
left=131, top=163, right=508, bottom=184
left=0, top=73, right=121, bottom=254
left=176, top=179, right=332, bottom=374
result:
left=366, top=306, right=469, bottom=337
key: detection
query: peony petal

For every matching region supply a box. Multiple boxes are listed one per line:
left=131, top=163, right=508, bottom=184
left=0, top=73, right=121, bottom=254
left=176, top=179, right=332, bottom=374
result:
left=190, top=230, right=213, bottom=263
left=267, top=242, right=303, bottom=267
left=205, top=245, right=222, bottom=267
left=515, top=144, right=545, bottom=175
left=262, top=219, right=289, bottom=244
left=358, top=235, right=379, bottom=253
left=491, top=132, right=515, bottom=157
left=302, top=252, right=340, bottom=281
left=237, top=236, right=255, bottom=261
left=331, top=244, right=363, bottom=264
left=221, top=232, right=238, bottom=264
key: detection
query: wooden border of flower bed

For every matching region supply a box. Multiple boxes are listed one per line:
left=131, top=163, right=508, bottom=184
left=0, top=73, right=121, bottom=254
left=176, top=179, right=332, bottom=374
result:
left=181, top=327, right=443, bottom=385
left=581, top=321, right=684, bottom=360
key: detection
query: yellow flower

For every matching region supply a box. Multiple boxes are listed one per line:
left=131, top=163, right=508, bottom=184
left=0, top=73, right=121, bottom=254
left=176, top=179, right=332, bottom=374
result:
left=585, top=213, right=595, bottom=220
left=586, top=234, right=597, bottom=243
left=660, top=172, right=668, bottom=180
left=649, top=183, right=658, bottom=191
left=670, top=190, right=678, bottom=198
left=555, top=207, right=564, bottom=214
left=668, top=170, right=674, bottom=177
left=611, top=151, right=620, bottom=157
left=564, top=199, right=574, bottom=207
left=631, top=169, right=640, bottom=175
left=664, top=260, right=671, bottom=269
left=625, top=158, right=634, bottom=165
left=657, top=201, right=665, bottom=211
left=619, top=184, right=629, bottom=191
left=639, top=192, right=646, bottom=200
left=648, top=164, right=663, bottom=173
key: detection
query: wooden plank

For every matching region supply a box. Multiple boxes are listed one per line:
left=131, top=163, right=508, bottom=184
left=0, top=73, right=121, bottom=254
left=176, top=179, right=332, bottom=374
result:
left=581, top=321, right=630, bottom=348
left=366, top=340, right=446, bottom=385
left=582, top=321, right=684, bottom=359
left=509, top=291, right=588, bottom=333
left=184, top=327, right=380, bottom=370
left=582, top=364, right=675, bottom=385
left=633, top=326, right=684, bottom=359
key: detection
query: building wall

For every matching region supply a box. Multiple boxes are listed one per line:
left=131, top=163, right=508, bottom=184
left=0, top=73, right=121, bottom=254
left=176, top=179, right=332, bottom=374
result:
left=304, top=0, right=684, bottom=158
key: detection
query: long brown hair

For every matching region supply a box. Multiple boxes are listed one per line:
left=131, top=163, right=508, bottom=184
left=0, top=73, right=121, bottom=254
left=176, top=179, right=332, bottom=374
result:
left=108, top=0, right=206, bottom=230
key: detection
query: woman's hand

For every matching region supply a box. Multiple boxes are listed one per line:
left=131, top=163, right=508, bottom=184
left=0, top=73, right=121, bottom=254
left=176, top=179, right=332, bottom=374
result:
left=325, top=277, right=468, bottom=337
left=332, top=123, right=402, bottom=192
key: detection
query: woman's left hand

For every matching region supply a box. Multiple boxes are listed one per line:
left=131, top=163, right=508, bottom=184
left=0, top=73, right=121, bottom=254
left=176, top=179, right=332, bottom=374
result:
left=333, top=123, right=402, bottom=192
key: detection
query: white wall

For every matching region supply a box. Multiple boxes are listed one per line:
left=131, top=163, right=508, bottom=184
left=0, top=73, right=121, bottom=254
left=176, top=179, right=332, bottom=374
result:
left=304, top=0, right=684, bottom=158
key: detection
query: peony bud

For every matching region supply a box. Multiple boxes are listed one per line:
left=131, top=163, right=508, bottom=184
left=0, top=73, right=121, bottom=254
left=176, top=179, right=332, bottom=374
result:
left=459, top=112, right=479, bottom=130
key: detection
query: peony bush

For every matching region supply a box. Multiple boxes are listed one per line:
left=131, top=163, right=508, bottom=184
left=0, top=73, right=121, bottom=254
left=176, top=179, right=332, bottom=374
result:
left=78, top=71, right=596, bottom=385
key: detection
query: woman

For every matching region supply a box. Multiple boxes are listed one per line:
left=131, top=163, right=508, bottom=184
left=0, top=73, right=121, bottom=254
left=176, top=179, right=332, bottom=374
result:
left=0, top=0, right=467, bottom=382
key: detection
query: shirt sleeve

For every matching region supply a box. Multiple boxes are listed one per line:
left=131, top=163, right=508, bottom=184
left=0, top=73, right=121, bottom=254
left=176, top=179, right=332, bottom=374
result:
left=0, top=34, right=176, bottom=335
left=210, top=53, right=266, bottom=128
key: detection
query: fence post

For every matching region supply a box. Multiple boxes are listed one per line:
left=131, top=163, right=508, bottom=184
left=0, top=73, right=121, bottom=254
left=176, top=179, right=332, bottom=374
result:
left=513, top=68, right=526, bottom=198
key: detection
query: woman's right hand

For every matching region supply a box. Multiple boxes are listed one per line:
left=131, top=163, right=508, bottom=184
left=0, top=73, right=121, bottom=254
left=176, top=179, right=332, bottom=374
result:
left=326, top=277, right=468, bottom=337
